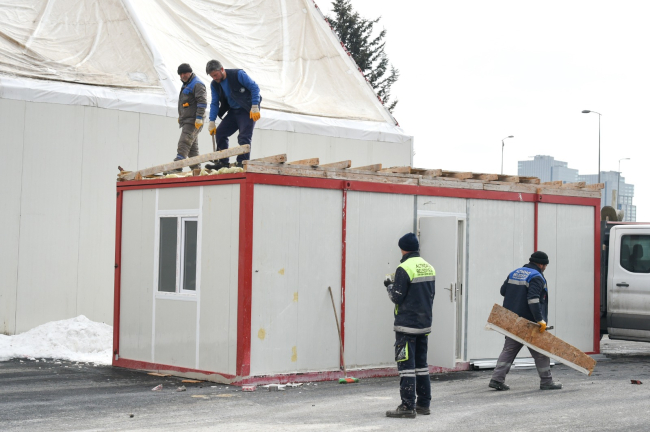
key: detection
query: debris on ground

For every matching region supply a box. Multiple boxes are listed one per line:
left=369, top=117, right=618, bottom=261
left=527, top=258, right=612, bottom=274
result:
left=264, top=384, right=286, bottom=391
left=242, top=385, right=256, bottom=392
left=151, top=384, right=163, bottom=391
left=181, top=379, right=203, bottom=383
left=148, top=372, right=171, bottom=377
left=631, top=380, right=643, bottom=384
left=176, top=386, right=186, bottom=392
left=286, top=383, right=303, bottom=388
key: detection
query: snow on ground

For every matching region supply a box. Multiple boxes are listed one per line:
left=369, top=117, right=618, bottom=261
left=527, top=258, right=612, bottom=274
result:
left=0, top=316, right=112, bottom=365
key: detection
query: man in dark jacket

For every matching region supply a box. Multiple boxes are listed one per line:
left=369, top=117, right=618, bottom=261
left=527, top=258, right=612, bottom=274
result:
left=489, top=251, right=563, bottom=391
left=173, top=63, right=207, bottom=172
left=384, top=233, right=436, bottom=418
left=204, top=59, right=261, bottom=169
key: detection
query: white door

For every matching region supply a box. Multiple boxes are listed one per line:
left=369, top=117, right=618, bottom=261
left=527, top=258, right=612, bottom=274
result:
left=419, top=216, right=458, bottom=368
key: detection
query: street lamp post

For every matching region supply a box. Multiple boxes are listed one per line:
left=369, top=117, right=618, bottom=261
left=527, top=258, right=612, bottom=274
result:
left=582, top=110, right=602, bottom=183
left=618, top=157, right=630, bottom=210
left=501, top=135, right=514, bottom=175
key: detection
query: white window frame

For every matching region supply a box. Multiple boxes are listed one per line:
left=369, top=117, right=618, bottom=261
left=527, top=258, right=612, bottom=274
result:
left=154, top=209, right=201, bottom=300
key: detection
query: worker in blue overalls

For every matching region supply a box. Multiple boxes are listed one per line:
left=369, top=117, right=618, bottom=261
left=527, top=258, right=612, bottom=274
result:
left=489, top=251, right=563, bottom=391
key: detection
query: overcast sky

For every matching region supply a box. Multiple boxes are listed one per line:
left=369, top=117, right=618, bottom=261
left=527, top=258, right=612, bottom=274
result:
left=319, top=0, right=649, bottom=220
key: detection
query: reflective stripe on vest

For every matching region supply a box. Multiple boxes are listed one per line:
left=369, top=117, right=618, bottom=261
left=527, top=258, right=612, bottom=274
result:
left=398, top=257, right=436, bottom=283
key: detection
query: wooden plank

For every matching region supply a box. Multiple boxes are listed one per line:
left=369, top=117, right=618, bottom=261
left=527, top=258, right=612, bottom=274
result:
left=288, top=158, right=319, bottom=166
left=483, top=183, right=538, bottom=193
left=350, top=164, right=382, bottom=172
left=441, top=170, right=473, bottom=180
left=118, top=146, right=250, bottom=181
left=586, top=183, right=605, bottom=190
left=561, top=181, right=586, bottom=188
left=519, top=177, right=541, bottom=184
left=419, top=177, right=483, bottom=190
left=486, top=304, right=596, bottom=375
left=537, top=186, right=601, bottom=198
left=380, top=166, right=411, bottom=174
left=411, top=168, right=443, bottom=177
left=325, top=170, right=419, bottom=185
left=252, top=154, right=287, bottom=164
left=497, top=175, right=520, bottom=183
left=147, top=372, right=171, bottom=377
left=182, top=379, right=204, bottom=383
left=542, top=181, right=563, bottom=187
left=472, top=173, right=499, bottom=181
left=320, top=160, right=351, bottom=169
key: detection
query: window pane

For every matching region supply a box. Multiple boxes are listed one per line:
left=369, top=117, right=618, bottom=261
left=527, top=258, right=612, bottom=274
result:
left=183, top=220, right=198, bottom=291
left=158, top=217, right=178, bottom=292
left=620, top=235, right=650, bottom=273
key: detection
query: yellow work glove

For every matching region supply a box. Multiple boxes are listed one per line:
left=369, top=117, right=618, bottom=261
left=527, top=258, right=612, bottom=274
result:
left=250, top=104, right=260, bottom=121
left=195, top=118, right=203, bottom=130
left=182, top=102, right=189, bottom=107
left=208, top=121, right=216, bottom=136
left=537, top=320, right=547, bottom=333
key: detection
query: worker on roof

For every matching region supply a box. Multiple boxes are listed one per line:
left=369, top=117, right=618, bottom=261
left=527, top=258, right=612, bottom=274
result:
left=173, top=63, right=207, bottom=173
left=384, top=233, right=436, bottom=419
left=204, top=60, right=262, bottom=170
left=489, top=251, right=563, bottom=391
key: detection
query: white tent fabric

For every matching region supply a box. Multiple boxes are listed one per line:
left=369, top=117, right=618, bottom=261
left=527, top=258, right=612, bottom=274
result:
left=0, top=0, right=409, bottom=142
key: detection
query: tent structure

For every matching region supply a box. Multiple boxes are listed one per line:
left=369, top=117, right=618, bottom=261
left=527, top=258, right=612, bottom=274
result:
left=0, top=0, right=412, bottom=335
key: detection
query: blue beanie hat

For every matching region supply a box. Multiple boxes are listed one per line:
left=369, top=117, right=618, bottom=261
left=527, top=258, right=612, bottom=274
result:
left=398, top=233, right=419, bottom=252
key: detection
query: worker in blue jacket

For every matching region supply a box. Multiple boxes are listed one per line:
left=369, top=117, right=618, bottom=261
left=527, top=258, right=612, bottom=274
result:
left=384, top=233, right=436, bottom=418
left=489, top=251, right=563, bottom=391
left=204, top=60, right=262, bottom=169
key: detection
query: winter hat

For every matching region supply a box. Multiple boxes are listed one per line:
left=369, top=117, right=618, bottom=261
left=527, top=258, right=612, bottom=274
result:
left=530, top=251, right=549, bottom=265
left=177, top=63, right=193, bottom=74
left=398, top=233, right=419, bottom=252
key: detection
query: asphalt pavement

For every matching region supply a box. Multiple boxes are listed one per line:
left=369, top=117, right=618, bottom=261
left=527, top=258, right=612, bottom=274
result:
left=1, top=337, right=650, bottom=431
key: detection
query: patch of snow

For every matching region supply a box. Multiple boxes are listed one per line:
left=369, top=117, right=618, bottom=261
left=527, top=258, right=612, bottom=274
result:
left=0, top=315, right=112, bottom=365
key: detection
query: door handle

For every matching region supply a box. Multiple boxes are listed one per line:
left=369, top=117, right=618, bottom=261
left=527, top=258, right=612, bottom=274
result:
left=616, top=282, right=629, bottom=287
left=444, top=284, right=454, bottom=302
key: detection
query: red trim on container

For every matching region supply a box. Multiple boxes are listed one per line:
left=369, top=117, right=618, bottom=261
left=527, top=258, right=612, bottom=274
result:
left=113, top=358, right=236, bottom=380
left=117, top=176, right=245, bottom=191
left=593, top=206, right=601, bottom=353
left=236, top=180, right=255, bottom=376
left=340, top=189, right=348, bottom=370
left=246, top=173, right=346, bottom=191
left=112, top=190, right=124, bottom=364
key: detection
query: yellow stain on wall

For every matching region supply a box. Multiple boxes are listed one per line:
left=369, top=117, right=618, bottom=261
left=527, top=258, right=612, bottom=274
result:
left=278, top=268, right=285, bottom=275
left=258, top=328, right=266, bottom=340
left=293, top=292, right=299, bottom=302
left=291, top=346, right=297, bottom=362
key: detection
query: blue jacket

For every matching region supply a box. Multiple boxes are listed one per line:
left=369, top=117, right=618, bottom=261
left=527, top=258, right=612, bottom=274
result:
left=501, top=262, right=548, bottom=323
left=386, top=252, right=436, bottom=334
left=209, top=69, right=261, bottom=120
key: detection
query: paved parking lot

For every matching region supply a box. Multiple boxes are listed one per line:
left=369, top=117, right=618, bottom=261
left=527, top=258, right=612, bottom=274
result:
left=1, top=337, right=650, bottom=431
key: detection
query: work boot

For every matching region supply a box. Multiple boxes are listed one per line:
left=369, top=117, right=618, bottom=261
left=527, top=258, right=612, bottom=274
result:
left=166, top=156, right=184, bottom=173
left=489, top=379, right=510, bottom=391
left=415, top=405, right=430, bottom=415
left=234, top=161, right=244, bottom=169
left=385, top=404, right=416, bottom=419
left=540, top=381, right=563, bottom=390
left=205, top=159, right=229, bottom=170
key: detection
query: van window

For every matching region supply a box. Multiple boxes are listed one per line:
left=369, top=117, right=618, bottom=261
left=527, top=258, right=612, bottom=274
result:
left=620, top=235, right=650, bottom=273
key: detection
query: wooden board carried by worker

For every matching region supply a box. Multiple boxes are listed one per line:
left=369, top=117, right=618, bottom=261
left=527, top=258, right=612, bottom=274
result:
left=485, top=304, right=596, bottom=376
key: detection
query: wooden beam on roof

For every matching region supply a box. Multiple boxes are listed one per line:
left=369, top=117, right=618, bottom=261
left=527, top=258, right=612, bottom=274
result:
left=320, top=160, right=351, bottom=169
left=497, top=175, right=520, bottom=182
left=472, top=173, right=499, bottom=181
left=561, top=181, right=587, bottom=188
left=350, top=164, right=382, bottom=172
left=585, top=183, right=605, bottom=190
left=253, top=154, right=287, bottom=164
left=380, top=166, right=411, bottom=174
left=541, top=181, right=563, bottom=187
left=411, top=168, right=442, bottom=177
left=519, top=177, right=541, bottom=184
left=117, top=145, right=250, bottom=181
left=486, top=304, right=596, bottom=375
left=288, top=158, right=319, bottom=166
left=441, top=170, right=473, bottom=179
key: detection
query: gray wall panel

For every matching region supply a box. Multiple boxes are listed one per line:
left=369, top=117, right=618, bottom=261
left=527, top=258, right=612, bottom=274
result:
left=158, top=187, right=201, bottom=211
left=345, top=191, right=415, bottom=368
left=118, top=189, right=155, bottom=361
left=0, top=98, right=25, bottom=334
left=417, top=196, right=466, bottom=214
left=199, top=184, right=240, bottom=375
left=154, top=299, right=197, bottom=368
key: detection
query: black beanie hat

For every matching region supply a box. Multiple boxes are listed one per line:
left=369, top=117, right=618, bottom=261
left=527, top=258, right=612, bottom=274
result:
left=177, top=63, right=192, bottom=74
left=398, top=233, right=419, bottom=252
left=530, top=251, right=549, bottom=265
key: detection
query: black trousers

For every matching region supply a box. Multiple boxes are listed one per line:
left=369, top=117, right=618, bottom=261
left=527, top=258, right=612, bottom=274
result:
left=395, top=332, right=431, bottom=409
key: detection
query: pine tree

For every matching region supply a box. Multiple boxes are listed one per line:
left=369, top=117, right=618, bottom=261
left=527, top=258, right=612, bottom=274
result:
left=327, top=0, right=399, bottom=112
